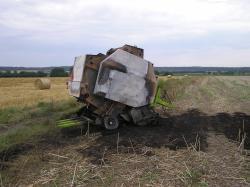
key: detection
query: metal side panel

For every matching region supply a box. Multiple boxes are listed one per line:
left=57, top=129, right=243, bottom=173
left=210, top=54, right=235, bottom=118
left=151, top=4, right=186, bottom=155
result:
left=107, top=49, right=148, bottom=76
left=107, top=70, right=148, bottom=107
left=73, top=56, right=86, bottom=82
left=69, top=55, right=86, bottom=97
left=68, top=81, right=81, bottom=97
left=94, top=49, right=150, bottom=107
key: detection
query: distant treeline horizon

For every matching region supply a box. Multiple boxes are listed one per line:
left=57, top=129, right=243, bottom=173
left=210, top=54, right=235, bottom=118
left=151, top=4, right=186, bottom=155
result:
left=154, top=66, right=250, bottom=73
left=155, top=66, right=250, bottom=76
left=1, top=66, right=250, bottom=71
left=0, top=68, right=69, bottom=78
left=0, top=66, right=250, bottom=77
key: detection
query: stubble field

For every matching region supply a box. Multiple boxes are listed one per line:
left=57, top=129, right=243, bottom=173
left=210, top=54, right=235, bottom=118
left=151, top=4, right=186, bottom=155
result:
left=0, top=76, right=250, bottom=186
left=0, top=78, right=70, bottom=108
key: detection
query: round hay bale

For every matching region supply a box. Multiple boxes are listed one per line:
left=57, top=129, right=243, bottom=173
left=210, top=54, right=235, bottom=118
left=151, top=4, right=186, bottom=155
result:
left=34, top=78, right=51, bottom=90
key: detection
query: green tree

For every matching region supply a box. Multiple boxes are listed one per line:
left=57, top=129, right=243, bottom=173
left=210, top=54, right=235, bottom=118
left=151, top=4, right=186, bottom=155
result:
left=154, top=70, right=160, bottom=75
left=37, top=71, right=47, bottom=77
left=162, top=71, right=173, bottom=76
left=50, top=68, right=68, bottom=77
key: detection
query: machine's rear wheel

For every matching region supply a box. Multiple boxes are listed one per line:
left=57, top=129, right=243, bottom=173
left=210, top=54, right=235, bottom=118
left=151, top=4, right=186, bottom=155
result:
left=104, top=116, right=119, bottom=130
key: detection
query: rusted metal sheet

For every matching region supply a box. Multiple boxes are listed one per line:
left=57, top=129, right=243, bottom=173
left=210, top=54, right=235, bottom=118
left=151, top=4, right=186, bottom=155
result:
left=145, top=62, right=158, bottom=103
left=106, top=45, right=144, bottom=58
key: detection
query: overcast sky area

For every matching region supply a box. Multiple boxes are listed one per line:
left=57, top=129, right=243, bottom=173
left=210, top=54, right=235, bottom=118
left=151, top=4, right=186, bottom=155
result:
left=0, top=0, right=250, bottom=67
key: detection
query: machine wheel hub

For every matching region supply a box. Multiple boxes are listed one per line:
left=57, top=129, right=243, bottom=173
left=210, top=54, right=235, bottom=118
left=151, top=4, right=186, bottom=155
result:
left=104, top=116, right=119, bottom=130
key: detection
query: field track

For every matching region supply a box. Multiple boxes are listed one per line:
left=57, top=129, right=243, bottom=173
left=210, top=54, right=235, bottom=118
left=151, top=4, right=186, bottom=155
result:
left=174, top=76, right=250, bottom=114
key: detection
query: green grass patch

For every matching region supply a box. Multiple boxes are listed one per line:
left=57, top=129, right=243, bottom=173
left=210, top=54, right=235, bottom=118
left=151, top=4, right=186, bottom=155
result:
left=198, top=87, right=214, bottom=98
left=140, top=170, right=159, bottom=183
left=181, top=167, right=208, bottom=187
left=0, top=99, right=81, bottom=153
left=159, top=76, right=201, bottom=102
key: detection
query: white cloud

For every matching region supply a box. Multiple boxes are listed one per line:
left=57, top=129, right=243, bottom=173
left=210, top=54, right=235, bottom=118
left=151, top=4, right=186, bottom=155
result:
left=153, top=48, right=250, bottom=67
left=1, top=0, right=250, bottom=43
left=0, top=0, right=250, bottom=66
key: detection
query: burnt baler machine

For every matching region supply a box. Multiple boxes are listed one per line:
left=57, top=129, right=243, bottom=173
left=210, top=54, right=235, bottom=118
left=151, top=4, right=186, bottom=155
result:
left=66, top=45, right=162, bottom=130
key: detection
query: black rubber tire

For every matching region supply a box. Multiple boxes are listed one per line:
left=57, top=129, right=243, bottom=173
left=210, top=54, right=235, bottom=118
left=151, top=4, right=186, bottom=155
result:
left=104, top=116, right=119, bottom=130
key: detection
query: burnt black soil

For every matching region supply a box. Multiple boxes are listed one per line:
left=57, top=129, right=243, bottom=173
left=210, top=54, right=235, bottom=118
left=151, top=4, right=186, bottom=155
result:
left=78, top=109, right=250, bottom=165
left=210, top=112, right=250, bottom=148
left=1, top=109, right=250, bottom=168
left=0, top=131, right=82, bottom=170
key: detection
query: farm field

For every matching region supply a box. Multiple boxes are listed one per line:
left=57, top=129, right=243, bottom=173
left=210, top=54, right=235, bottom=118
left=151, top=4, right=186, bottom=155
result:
left=0, top=76, right=250, bottom=186
left=0, top=77, right=70, bottom=109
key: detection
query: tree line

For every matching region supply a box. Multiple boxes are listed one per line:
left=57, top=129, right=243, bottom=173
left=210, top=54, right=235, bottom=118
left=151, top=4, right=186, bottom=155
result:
left=155, top=70, right=250, bottom=76
left=0, top=68, right=69, bottom=77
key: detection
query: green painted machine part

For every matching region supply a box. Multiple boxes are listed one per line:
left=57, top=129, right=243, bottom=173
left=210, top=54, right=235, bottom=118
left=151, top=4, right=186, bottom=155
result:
left=152, top=86, right=174, bottom=108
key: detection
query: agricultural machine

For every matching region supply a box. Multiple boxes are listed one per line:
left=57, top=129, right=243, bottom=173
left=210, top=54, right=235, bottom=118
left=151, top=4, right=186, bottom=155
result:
left=58, top=45, right=169, bottom=130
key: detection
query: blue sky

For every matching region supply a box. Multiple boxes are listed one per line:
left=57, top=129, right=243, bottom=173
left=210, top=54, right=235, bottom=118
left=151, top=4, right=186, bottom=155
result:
left=0, top=0, right=250, bottom=67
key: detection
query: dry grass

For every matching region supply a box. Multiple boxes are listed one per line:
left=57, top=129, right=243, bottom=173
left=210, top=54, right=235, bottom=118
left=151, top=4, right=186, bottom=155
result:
left=158, top=75, right=175, bottom=80
left=1, top=76, right=250, bottom=186
left=2, top=131, right=249, bottom=186
left=173, top=76, right=250, bottom=114
left=0, top=78, right=70, bottom=109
